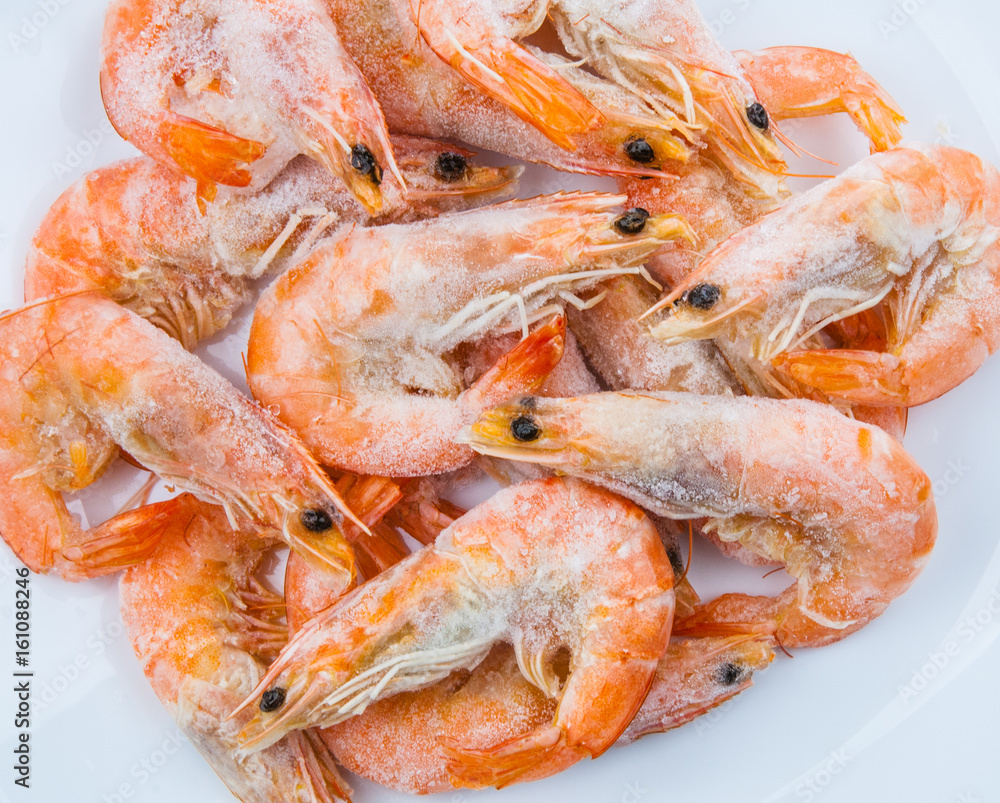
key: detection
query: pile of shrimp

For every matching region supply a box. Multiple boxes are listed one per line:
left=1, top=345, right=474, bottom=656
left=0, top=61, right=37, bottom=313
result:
left=10, top=0, right=1000, bottom=799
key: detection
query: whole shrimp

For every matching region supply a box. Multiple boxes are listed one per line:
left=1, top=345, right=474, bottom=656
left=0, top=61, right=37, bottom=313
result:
left=0, top=293, right=359, bottom=582
left=462, top=391, right=937, bottom=647
left=232, top=477, right=675, bottom=788
left=119, top=493, right=352, bottom=803
left=100, top=0, right=404, bottom=213
left=24, top=143, right=519, bottom=350
left=246, top=192, right=693, bottom=477
left=325, top=0, right=692, bottom=179
left=283, top=545, right=770, bottom=794
left=647, top=144, right=1000, bottom=407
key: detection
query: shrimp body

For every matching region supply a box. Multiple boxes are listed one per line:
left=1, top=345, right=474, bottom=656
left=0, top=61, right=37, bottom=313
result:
left=0, top=294, right=357, bottom=581
left=462, top=392, right=937, bottom=647
left=235, top=477, right=675, bottom=788
left=246, top=193, right=693, bottom=477
left=25, top=145, right=519, bottom=350
left=650, top=145, right=1000, bottom=407
left=119, top=494, right=351, bottom=803
left=101, top=0, right=403, bottom=213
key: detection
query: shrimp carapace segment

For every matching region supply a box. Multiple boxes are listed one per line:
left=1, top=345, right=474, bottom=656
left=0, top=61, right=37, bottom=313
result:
left=246, top=192, right=693, bottom=476
left=648, top=144, right=1000, bottom=407
left=0, top=293, right=359, bottom=581
left=461, top=391, right=937, bottom=646
left=234, top=477, right=674, bottom=788
left=100, top=0, right=405, bottom=213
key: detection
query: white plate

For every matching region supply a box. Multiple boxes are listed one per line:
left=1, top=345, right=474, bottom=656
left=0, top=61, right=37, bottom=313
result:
left=1, top=1, right=1000, bottom=801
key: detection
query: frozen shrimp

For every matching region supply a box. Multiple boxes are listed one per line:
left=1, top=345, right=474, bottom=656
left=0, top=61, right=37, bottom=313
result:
left=648, top=144, right=1000, bottom=407
left=0, top=293, right=358, bottom=582
left=24, top=144, right=519, bottom=350
left=119, top=493, right=352, bottom=803
left=281, top=543, right=767, bottom=794
left=233, top=477, right=675, bottom=788
left=314, top=634, right=771, bottom=793
left=246, top=192, right=693, bottom=477
left=462, top=392, right=937, bottom=647
left=100, top=0, right=403, bottom=213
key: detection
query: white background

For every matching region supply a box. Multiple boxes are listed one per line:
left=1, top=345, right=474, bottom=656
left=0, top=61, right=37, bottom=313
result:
left=1, top=1, right=1000, bottom=802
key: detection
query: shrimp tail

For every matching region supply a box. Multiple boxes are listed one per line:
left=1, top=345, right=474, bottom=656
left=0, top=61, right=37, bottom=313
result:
left=462, top=315, right=566, bottom=412
left=771, top=349, right=907, bottom=406
left=442, top=725, right=572, bottom=790
left=419, top=19, right=603, bottom=150
left=159, top=113, right=267, bottom=209
left=57, top=496, right=187, bottom=579
left=354, top=522, right=412, bottom=579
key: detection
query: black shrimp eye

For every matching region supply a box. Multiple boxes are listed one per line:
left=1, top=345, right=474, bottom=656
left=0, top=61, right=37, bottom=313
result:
left=614, top=207, right=650, bottom=235
left=746, top=102, right=769, bottom=131
left=434, top=151, right=468, bottom=182
left=351, top=144, right=382, bottom=185
left=685, top=283, right=722, bottom=311
left=716, top=662, right=746, bottom=687
left=625, top=138, right=656, bottom=164
left=300, top=508, right=333, bottom=532
left=260, top=686, right=286, bottom=712
left=510, top=415, right=542, bottom=443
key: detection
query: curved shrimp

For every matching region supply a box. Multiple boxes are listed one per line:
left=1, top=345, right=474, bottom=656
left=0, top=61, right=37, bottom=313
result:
left=232, top=477, right=675, bottom=788
left=462, top=391, right=937, bottom=647
left=246, top=192, right=693, bottom=477
left=325, top=0, right=691, bottom=179
left=648, top=144, right=1000, bottom=408
left=312, top=634, right=771, bottom=793
left=24, top=144, right=519, bottom=350
left=0, top=293, right=359, bottom=582
left=119, top=493, right=352, bottom=803
left=281, top=540, right=768, bottom=794
left=391, top=0, right=604, bottom=148
left=100, top=0, right=403, bottom=213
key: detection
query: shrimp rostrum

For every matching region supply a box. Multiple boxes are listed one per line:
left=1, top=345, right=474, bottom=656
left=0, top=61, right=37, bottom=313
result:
left=233, top=477, right=675, bottom=789
left=120, top=494, right=351, bottom=803
left=247, top=192, right=693, bottom=477
left=648, top=144, right=1000, bottom=407
left=0, top=293, right=358, bottom=582
left=462, top=391, right=937, bottom=647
